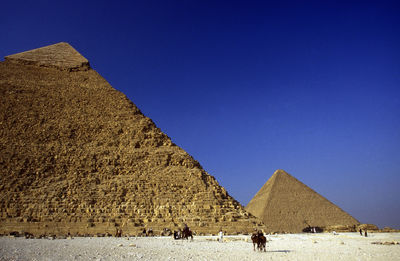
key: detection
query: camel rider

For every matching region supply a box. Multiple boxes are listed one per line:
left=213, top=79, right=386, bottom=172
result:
left=183, top=224, right=189, bottom=234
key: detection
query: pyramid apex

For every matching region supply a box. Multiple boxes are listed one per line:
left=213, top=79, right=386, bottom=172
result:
left=4, top=42, right=90, bottom=71
left=273, top=169, right=289, bottom=175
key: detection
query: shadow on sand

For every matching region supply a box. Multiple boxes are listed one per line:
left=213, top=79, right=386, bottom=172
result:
left=266, top=250, right=292, bottom=253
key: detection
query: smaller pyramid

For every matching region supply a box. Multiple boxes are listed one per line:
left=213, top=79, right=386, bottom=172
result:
left=246, top=170, right=359, bottom=233
left=5, top=42, right=90, bottom=71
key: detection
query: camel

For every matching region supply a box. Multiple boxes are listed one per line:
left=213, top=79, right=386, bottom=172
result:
left=251, top=231, right=267, bottom=252
left=181, top=226, right=193, bottom=240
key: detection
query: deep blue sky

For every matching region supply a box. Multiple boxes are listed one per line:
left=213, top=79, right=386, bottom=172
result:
left=1, top=1, right=399, bottom=229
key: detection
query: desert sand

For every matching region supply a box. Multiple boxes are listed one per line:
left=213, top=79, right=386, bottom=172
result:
left=0, top=232, right=399, bottom=261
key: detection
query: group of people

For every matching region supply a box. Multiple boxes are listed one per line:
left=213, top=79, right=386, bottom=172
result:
left=173, top=224, right=193, bottom=240
left=359, top=228, right=368, bottom=237
left=137, top=224, right=270, bottom=252
left=142, top=228, right=153, bottom=237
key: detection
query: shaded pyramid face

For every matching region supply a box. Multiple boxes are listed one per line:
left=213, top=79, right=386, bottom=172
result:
left=0, top=43, right=262, bottom=236
left=246, top=170, right=359, bottom=233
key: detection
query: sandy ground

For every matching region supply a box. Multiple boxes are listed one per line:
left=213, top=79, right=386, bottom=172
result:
left=0, top=233, right=399, bottom=261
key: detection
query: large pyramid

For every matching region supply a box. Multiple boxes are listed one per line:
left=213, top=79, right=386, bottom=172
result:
left=246, top=170, right=359, bottom=233
left=0, top=42, right=263, bottom=236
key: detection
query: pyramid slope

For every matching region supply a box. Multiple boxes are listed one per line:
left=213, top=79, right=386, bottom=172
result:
left=246, top=170, right=359, bottom=233
left=244, top=171, right=278, bottom=219
left=5, top=42, right=90, bottom=71
left=0, top=43, right=262, bottom=236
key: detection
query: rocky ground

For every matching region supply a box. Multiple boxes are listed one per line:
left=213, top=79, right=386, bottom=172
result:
left=0, top=232, right=399, bottom=260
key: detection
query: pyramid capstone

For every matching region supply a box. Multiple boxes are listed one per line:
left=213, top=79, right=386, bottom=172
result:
left=4, top=42, right=90, bottom=71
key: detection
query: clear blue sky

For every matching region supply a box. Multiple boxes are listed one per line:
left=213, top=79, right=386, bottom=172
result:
left=1, top=1, right=399, bottom=229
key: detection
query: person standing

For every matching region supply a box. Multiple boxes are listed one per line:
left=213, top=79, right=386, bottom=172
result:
left=218, top=230, right=224, bottom=242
